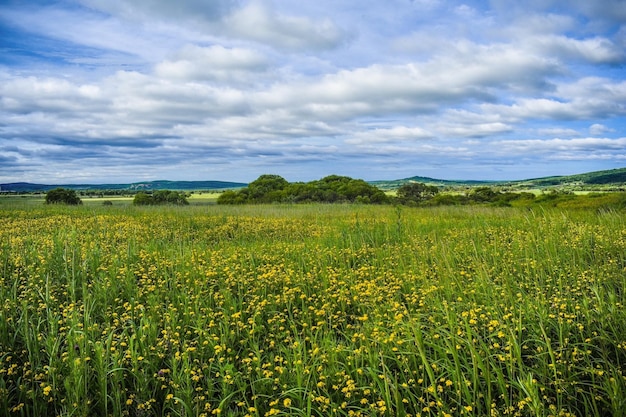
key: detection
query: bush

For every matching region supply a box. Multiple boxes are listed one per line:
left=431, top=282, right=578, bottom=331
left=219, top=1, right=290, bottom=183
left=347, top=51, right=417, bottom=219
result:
left=133, top=190, right=189, bottom=206
left=217, top=174, right=389, bottom=205
left=396, top=182, right=439, bottom=204
left=45, top=188, right=82, bottom=205
left=133, top=192, right=153, bottom=206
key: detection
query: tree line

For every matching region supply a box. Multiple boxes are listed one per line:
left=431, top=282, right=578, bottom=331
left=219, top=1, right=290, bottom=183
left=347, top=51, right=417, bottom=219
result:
left=48, top=176, right=625, bottom=209
left=217, top=175, right=389, bottom=204
left=216, top=175, right=540, bottom=206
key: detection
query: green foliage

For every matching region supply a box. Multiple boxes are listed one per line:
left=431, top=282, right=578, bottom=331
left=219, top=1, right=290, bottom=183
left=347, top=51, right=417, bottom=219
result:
left=44, top=188, right=82, bottom=205
left=428, top=193, right=468, bottom=206
left=463, top=187, right=536, bottom=207
left=133, top=190, right=189, bottom=206
left=132, top=192, right=153, bottom=205
left=217, top=174, right=389, bottom=204
left=2, top=204, right=626, bottom=416
left=469, top=186, right=500, bottom=202
left=396, top=182, right=439, bottom=203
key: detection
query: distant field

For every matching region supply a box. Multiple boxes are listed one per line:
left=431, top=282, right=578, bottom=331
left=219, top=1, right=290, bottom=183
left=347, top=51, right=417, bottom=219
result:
left=0, top=192, right=222, bottom=207
left=1, top=203, right=625, bottom=416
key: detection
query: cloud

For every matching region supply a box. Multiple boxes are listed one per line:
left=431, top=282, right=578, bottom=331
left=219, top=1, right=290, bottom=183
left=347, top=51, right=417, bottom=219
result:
left=535, top=127, right=581, bottom=137
left=253, top=43, right=561, bottom=121
left=1, top=0, right=625, bottom=183
left=478, top=77, right=626, bottom=122
left=78, top=0, right=238, bottom=23
left=155, top=45, right=269, bottom=83
left=224, top=1, right=346, bottom=51
left=589, top=123, right=615, bottom=136
left=490, top=0, right=626, bottom=26
left=0, top=4, right=172, bottom=65
left=77, top=0, right=347, bottom=53
left=489, top=137, right=626, bottom=156
left=435, top=123, right=513, bottom=138
left=529, top=35, right=625, bottom=64
left=345, top=126, right=433, bottom=144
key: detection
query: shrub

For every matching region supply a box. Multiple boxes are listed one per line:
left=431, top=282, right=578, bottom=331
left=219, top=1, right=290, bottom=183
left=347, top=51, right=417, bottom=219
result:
left=133, top=190, right=189, bottom=206
left=396, top=182, right=439, bottom=204
left=45, top=188, right=82, bottom=205
left=217, top=174, right=389, bottom=204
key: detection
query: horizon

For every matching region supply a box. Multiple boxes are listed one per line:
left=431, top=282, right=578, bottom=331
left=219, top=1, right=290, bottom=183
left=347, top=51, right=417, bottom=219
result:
left=1, top=1, right=625, bottom=184
left=2, top=166, right=625, bottom=187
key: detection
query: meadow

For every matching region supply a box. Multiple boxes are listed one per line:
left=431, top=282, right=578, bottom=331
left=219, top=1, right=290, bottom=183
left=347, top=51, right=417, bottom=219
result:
left=1, top=201, right=625, bottom=416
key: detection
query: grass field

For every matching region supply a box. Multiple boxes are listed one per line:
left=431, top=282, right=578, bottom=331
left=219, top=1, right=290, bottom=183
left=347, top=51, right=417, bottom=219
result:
left=1, top=201, right=625, bottom=416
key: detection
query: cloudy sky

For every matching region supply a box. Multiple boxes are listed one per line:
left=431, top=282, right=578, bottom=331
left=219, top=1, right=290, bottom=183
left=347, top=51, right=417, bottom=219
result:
left=1, top=0, right=625, bottom=184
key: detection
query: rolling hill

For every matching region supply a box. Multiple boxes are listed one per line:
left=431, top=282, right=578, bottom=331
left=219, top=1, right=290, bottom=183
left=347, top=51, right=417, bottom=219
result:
left=2, top=168, right=625, bottom=193
left=371, top=167, right=626, bottom=191
left=0, top=180, right=247, bottom=193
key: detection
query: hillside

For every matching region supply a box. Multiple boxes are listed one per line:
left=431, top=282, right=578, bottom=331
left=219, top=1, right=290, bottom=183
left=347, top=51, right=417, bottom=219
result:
left=2, top=168, right=625, bottom=193
left=509, top=168, right=626, bottom=188
left=372, top=167, right=626, bottom=191
left=370, top=176, right=492, bottom=190
left=0, top=180, right=247, bottom=193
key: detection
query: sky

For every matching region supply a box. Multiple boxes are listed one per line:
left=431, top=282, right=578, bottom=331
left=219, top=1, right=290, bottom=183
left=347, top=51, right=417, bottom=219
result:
left=1, top=0, right=626, bottom=184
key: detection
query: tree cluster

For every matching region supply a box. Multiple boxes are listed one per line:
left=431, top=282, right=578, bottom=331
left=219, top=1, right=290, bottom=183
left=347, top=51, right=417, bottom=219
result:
left=217, top=175, right=389, bottom=205
left=395, top=182, right=440, bottom=205
left=45, top=188, right=82, bottom=205
left=423, top=187, right=536, bottom=206
left=133, top=190, right=189, bottom=206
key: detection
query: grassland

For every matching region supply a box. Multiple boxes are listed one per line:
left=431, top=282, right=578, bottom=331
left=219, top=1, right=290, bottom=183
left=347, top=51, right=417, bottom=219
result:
left=1, top=201, right=625, bottom=416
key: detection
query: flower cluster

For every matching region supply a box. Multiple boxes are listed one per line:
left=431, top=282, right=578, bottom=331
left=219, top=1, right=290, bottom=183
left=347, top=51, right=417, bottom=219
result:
left=1, top=204, right=625, bottom=416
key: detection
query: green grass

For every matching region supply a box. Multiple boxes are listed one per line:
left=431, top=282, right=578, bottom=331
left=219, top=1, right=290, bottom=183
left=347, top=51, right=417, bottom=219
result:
left=1, top=203, right=625, bottom=416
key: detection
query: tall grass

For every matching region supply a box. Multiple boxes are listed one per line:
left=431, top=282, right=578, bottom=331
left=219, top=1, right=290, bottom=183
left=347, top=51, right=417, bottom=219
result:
left=1, top=203, right=625, bottom=416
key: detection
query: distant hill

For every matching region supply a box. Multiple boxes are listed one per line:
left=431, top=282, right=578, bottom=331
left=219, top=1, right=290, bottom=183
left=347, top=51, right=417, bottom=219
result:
left=0, top=180, right=247, bottom=193
left=2, top=168, right=625, bottom=193
left=509, top=168, right=626, bottom=188
left=370, top=176, right=492, bottom=190
left=370, top=167, right=626, bottom=190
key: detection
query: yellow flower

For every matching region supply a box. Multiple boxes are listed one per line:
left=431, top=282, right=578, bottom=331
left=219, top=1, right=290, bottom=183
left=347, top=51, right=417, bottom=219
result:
left=283, top=398, right=292, bottom=407
left=42, top=385, right=52, bottom=396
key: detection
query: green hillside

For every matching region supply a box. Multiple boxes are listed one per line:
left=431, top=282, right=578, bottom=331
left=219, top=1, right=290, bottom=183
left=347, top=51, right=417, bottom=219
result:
left=0, top=180, right=247, bottom=193
left=370, top=176, right=491, bottom=190
left=372, top=167, right=626, bottom=191
left=513, top=168, right=626, bottom=188
left=2, top=168, right=625, bottom=194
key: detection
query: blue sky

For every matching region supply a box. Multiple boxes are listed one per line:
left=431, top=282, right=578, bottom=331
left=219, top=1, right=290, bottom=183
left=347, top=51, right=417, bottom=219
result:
left=1, top=0, right=625, bottom=183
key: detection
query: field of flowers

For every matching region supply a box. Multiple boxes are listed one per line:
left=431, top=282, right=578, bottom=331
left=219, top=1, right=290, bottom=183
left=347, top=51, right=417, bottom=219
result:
left=1, top=203, right=625, bottom=416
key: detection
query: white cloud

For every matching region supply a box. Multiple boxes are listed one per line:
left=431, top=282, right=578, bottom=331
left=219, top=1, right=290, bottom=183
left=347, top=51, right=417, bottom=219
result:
left=79, top=0, right=237, bottom=22
left=589, top=123, right=615, bottom=136
left=222, top=1, right=346, bottom=51
left=0, top=4, right=175, bottom=64
left=345, top=126, right=433, bottom=144
left=435, top=123, right=512, bottom=138
left=155, top=45, right=269, bottom=83
left=535, top=128, right=581, bottom=137
left=1, top=0, right=625, bottom=183
left=528, top=35, right=625, bottom=64
left=489, top=137, right=626, bottom=155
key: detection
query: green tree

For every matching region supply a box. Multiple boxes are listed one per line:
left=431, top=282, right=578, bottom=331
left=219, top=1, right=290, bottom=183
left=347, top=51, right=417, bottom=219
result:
left=152, top=190, right=189, bottom=205
left=133, top=192, right=153, bottom=205
left=248, top=174, right=289, bottom=202
left=396, top=182, right=439, bottom=203
left=45, top=188, right=82, bottom=205
left=217, top=190, right=247, bottom=204
left=217, top=174, right=389, bottom=205
left=133, top=190, right=189, bottom=205
left=469, top=187, right=500, bottom=203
